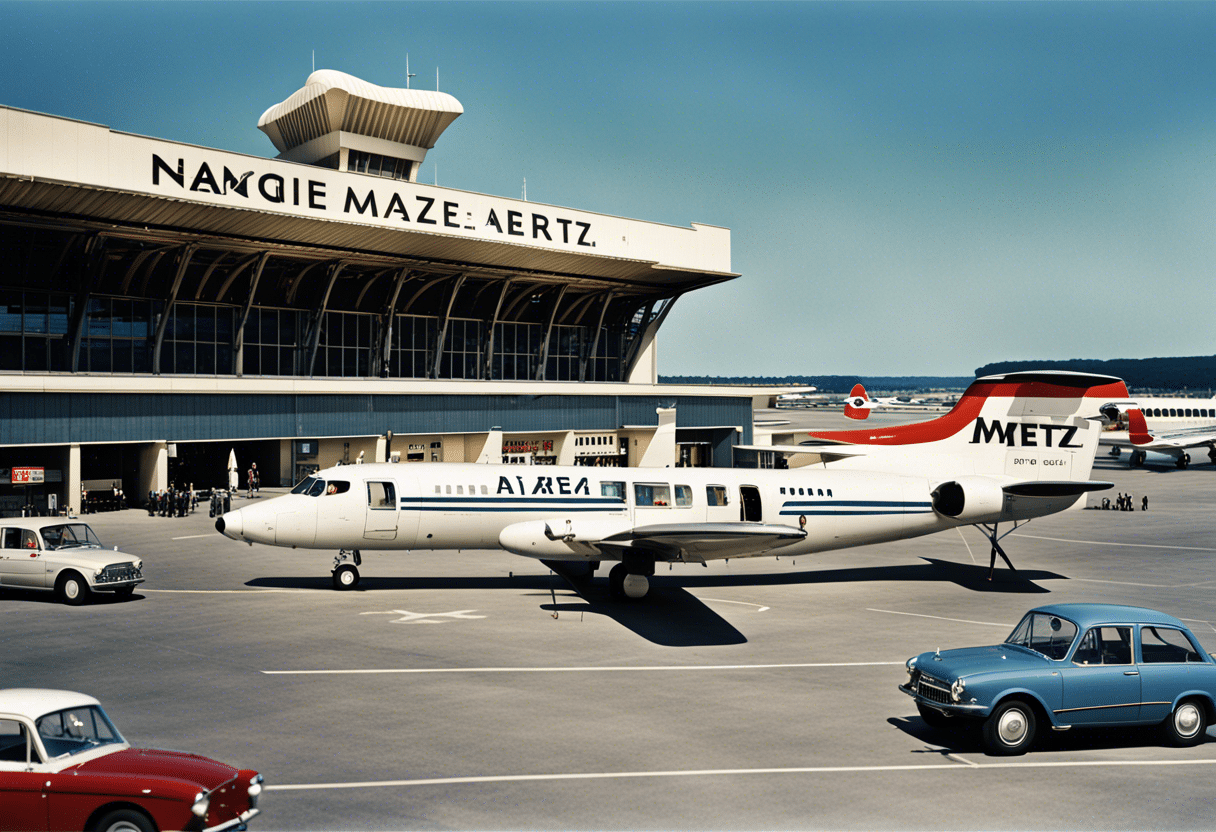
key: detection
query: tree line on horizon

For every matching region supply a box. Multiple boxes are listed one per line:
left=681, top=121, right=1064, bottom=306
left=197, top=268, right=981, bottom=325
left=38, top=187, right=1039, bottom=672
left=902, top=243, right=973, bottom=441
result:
left=661, top=356, right=1216, bottom=394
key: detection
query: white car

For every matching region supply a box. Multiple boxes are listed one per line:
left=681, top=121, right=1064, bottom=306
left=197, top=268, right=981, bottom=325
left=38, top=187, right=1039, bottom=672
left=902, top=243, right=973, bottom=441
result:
left=0, top=519, right=143, bottom=605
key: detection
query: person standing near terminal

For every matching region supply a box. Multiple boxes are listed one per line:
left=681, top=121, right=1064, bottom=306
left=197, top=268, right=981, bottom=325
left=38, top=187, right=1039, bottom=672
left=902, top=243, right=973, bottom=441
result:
left=252, top=462, right=259, bottom=494
left=1143, top=494, right=1149, bottom=511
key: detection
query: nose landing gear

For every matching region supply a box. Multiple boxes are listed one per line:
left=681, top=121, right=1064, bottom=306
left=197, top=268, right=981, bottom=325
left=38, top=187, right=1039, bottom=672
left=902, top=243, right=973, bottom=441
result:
left=332, top=549, right=362, bottom=590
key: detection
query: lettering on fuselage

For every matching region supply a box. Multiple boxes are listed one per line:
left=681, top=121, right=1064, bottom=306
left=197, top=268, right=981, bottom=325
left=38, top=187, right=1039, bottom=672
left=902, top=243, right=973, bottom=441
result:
left=497, top=476, right=590, bottom=496
left=970, top=417, right=1082, bottom=448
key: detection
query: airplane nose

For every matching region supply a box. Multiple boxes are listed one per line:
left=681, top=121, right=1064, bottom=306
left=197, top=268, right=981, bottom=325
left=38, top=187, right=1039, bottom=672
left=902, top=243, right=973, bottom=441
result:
left=216, top=510, right=242, bottom=539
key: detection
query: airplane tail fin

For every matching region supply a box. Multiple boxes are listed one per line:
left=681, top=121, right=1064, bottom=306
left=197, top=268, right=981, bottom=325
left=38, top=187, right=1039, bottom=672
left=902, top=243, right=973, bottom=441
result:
left=844, top=383, right=871, bottom=420
left=812, top=371, right=1130, bottom=482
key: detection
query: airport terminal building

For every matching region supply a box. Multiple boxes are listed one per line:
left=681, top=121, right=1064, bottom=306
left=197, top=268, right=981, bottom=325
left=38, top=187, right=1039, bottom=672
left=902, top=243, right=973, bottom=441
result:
left=0, top=70, right=761, bottom=515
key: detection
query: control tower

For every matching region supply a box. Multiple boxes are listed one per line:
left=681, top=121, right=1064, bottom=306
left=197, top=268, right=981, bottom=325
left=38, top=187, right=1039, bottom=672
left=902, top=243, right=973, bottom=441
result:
left=257, top=69, right=463, bottom=182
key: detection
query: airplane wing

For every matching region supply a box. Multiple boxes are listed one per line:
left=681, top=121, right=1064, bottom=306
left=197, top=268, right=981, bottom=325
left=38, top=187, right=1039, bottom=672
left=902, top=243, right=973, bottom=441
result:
left=597, top=522, right=808, bottom=563
left=500, top=518, right=806, bottom=563
left=1122, top=409, right=1216, bottom=455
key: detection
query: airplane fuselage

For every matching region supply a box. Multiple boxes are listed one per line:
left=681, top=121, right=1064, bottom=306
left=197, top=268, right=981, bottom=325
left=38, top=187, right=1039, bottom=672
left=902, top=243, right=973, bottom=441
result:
left=220, top=462, right=1078, bottom=562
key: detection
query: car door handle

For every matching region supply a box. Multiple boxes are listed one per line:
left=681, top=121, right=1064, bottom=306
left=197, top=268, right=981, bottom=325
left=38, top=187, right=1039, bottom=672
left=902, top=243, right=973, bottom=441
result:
left=1124, top=671, right=1139, bottom=676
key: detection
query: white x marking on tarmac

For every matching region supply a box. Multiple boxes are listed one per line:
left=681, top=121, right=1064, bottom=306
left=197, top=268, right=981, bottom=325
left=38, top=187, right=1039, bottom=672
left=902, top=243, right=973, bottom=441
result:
left=359, top=609, right=486, bottom=624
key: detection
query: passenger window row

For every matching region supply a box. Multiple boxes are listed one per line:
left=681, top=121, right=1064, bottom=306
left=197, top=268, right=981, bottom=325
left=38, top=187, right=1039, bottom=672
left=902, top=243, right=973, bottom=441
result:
left=1147, top=407, right=1212, bottom=418
left=779, top=486, right=833, bottom=498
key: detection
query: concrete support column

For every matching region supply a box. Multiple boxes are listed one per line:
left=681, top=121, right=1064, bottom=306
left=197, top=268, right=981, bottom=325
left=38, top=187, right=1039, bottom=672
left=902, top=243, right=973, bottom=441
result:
left=138, top=442, right=168, bottom=499
left=67, top=444, right=81, bottom=517
left=556, top=431, right=576, bottom=466
left=375, top=436, right=388, bottom=463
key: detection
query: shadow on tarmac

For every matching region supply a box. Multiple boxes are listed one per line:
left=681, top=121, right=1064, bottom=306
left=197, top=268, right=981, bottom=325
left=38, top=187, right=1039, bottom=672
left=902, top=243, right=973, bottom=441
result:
left=669, top=557, right=1061, bottom=594
left=888, top=714, right=1211, bottom=754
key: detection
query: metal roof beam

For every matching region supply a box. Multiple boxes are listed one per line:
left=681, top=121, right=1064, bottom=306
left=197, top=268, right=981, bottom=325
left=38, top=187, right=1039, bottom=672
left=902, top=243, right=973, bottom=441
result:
left=429, top=273, right=468, bottom=379
left=374, top=268, right=411, bottom=378
left=579, top=291, right=614, bottom=383
left=302, top=262, right=346, bottom=376
left=534, top=285, right=568, bottom=381
left=480, top=279, right=513, bottom=380
left=151, top=243, right=199, bottom=374
left=233, top=252, right=272, bottom=378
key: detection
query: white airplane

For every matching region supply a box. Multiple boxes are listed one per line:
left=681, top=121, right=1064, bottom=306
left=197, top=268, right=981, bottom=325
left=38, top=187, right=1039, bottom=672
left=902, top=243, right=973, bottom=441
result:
left=1097, top=397, right=1216, bottom=468
left=843, top=383, right=927, bottom=420
left=216, top=371, right=1121, bottom=599
left=774, top=387, right=820, bottom=407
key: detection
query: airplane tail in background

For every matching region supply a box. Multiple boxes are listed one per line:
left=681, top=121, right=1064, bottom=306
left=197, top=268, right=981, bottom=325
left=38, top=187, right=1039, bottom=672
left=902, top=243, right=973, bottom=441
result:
left=844, top=383, right=871, bottom=420
left=812, top=371, right=1130, bottom=483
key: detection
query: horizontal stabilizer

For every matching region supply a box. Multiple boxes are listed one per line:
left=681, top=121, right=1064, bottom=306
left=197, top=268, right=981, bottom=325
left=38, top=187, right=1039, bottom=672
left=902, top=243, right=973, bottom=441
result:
left=1002, top=480, right=1113, bottom=498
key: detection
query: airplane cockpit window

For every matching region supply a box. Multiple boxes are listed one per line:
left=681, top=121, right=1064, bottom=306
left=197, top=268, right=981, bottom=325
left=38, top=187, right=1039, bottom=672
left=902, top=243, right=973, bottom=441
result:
left=324, top=481, right=350, bottom=496
left=292, top=476, right=320, bottom=495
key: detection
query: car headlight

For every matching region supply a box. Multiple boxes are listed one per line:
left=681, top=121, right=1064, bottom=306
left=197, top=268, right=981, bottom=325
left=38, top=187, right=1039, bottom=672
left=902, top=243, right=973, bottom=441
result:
left=248, top=774, right=264, bottom=799
left=93, top=568, right=103, bottom=578
left=191, top=792, right=210, bottom=817
left=906, top=656, right=917, bottom=676
left=951, top=678, right=966, bottom=703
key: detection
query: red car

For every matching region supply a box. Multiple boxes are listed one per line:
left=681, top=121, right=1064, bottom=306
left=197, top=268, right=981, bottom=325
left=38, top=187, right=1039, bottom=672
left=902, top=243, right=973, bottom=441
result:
left=0, top=689, right=262, bottom=832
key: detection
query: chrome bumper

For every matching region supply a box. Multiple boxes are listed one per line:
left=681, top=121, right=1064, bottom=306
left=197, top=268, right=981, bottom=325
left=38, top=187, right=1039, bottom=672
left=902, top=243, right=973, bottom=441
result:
left=202, top=807, right=260, bottom=832
left=898, top=683, right=987, bottom=716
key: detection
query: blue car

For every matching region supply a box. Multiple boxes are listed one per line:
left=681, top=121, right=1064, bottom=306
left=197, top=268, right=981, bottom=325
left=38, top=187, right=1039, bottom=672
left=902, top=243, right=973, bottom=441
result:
left=900, top=603, right=1216, bottom=755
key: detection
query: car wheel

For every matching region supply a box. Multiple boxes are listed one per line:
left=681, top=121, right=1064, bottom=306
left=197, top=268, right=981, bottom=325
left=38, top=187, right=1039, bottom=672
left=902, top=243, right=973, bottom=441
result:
left=1162, top=698, right=1208, bottom=747
left=332, top=563, right=360, bottom=590
left=56, top=571, right=91, bottom=606
left=93, top=808, right=154, bottom=832
left=916, top=703, right=955, bottom=730
left=981, top=699, right=1036, bottom=756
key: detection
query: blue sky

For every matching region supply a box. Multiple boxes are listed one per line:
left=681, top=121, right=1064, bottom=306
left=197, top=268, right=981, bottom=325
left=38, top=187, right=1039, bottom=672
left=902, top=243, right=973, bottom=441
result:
left=2, top=1, right=1213, bottom=377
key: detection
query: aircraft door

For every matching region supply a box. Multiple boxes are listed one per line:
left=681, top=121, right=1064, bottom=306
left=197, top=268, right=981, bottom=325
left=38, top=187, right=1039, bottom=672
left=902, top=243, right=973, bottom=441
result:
left=364, top=480, right=399, bottom=541
left=740, top=486, right=763, bottom=522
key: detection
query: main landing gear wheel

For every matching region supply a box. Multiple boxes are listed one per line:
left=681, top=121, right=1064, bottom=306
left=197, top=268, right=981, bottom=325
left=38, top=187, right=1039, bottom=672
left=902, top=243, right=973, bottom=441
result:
left=608, top=563, right=651, bottom=600
left=1176, top=453, right=1191, bottom=470
left=1130, top=450, right=1147, bottom=467
left=333, top=563, right=360, bottom=590
left=1108, top=446, right=1122, bottom=458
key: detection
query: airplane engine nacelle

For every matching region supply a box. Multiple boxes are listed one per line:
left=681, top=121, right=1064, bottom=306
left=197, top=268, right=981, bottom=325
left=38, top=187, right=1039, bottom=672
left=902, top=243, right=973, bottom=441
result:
left=499, top=516, right=633, bottom=560
left=931, top=477, right=1007, bottom=524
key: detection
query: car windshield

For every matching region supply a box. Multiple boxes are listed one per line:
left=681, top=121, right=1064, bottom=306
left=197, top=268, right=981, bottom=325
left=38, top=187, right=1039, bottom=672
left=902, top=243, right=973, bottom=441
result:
left=1005, top=612, right=1077, bottom=660
left=39, top=523, right=103, bottom=550
left=36, top=705, right=124, bottom=758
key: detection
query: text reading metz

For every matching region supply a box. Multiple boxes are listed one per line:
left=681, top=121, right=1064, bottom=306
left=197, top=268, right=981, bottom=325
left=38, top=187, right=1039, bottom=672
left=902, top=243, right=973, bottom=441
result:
left=970, top=417, right=1083, bottom=448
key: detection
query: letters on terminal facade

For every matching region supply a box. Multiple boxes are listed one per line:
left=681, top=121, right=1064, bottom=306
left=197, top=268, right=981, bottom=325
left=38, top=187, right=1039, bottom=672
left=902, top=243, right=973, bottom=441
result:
left=152, top=155, right=595, bottom=247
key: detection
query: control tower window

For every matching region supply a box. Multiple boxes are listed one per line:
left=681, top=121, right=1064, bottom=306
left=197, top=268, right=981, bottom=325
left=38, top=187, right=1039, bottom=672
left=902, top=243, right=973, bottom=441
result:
left=348, top=150, right=413, bottom=181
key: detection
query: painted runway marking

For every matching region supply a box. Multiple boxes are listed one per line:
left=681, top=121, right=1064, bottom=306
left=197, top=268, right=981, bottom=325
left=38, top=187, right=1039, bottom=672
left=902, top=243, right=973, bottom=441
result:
left=1070, top=578, right=1216, bottom=589
left=261, top=661, right=903, bottom=676
left=359, top=609, right=486, bottom=624
left=867, top=609, right=1009, bottom=628
left=142, top=588, right=315, bottom=594
left=170, top=534, right=214, bottom=541
left=1010, top=533, right=1216, bottom=552
left=701, top=598, right=771, bottom=612
left=264, top=757, right=1216, bottom=791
